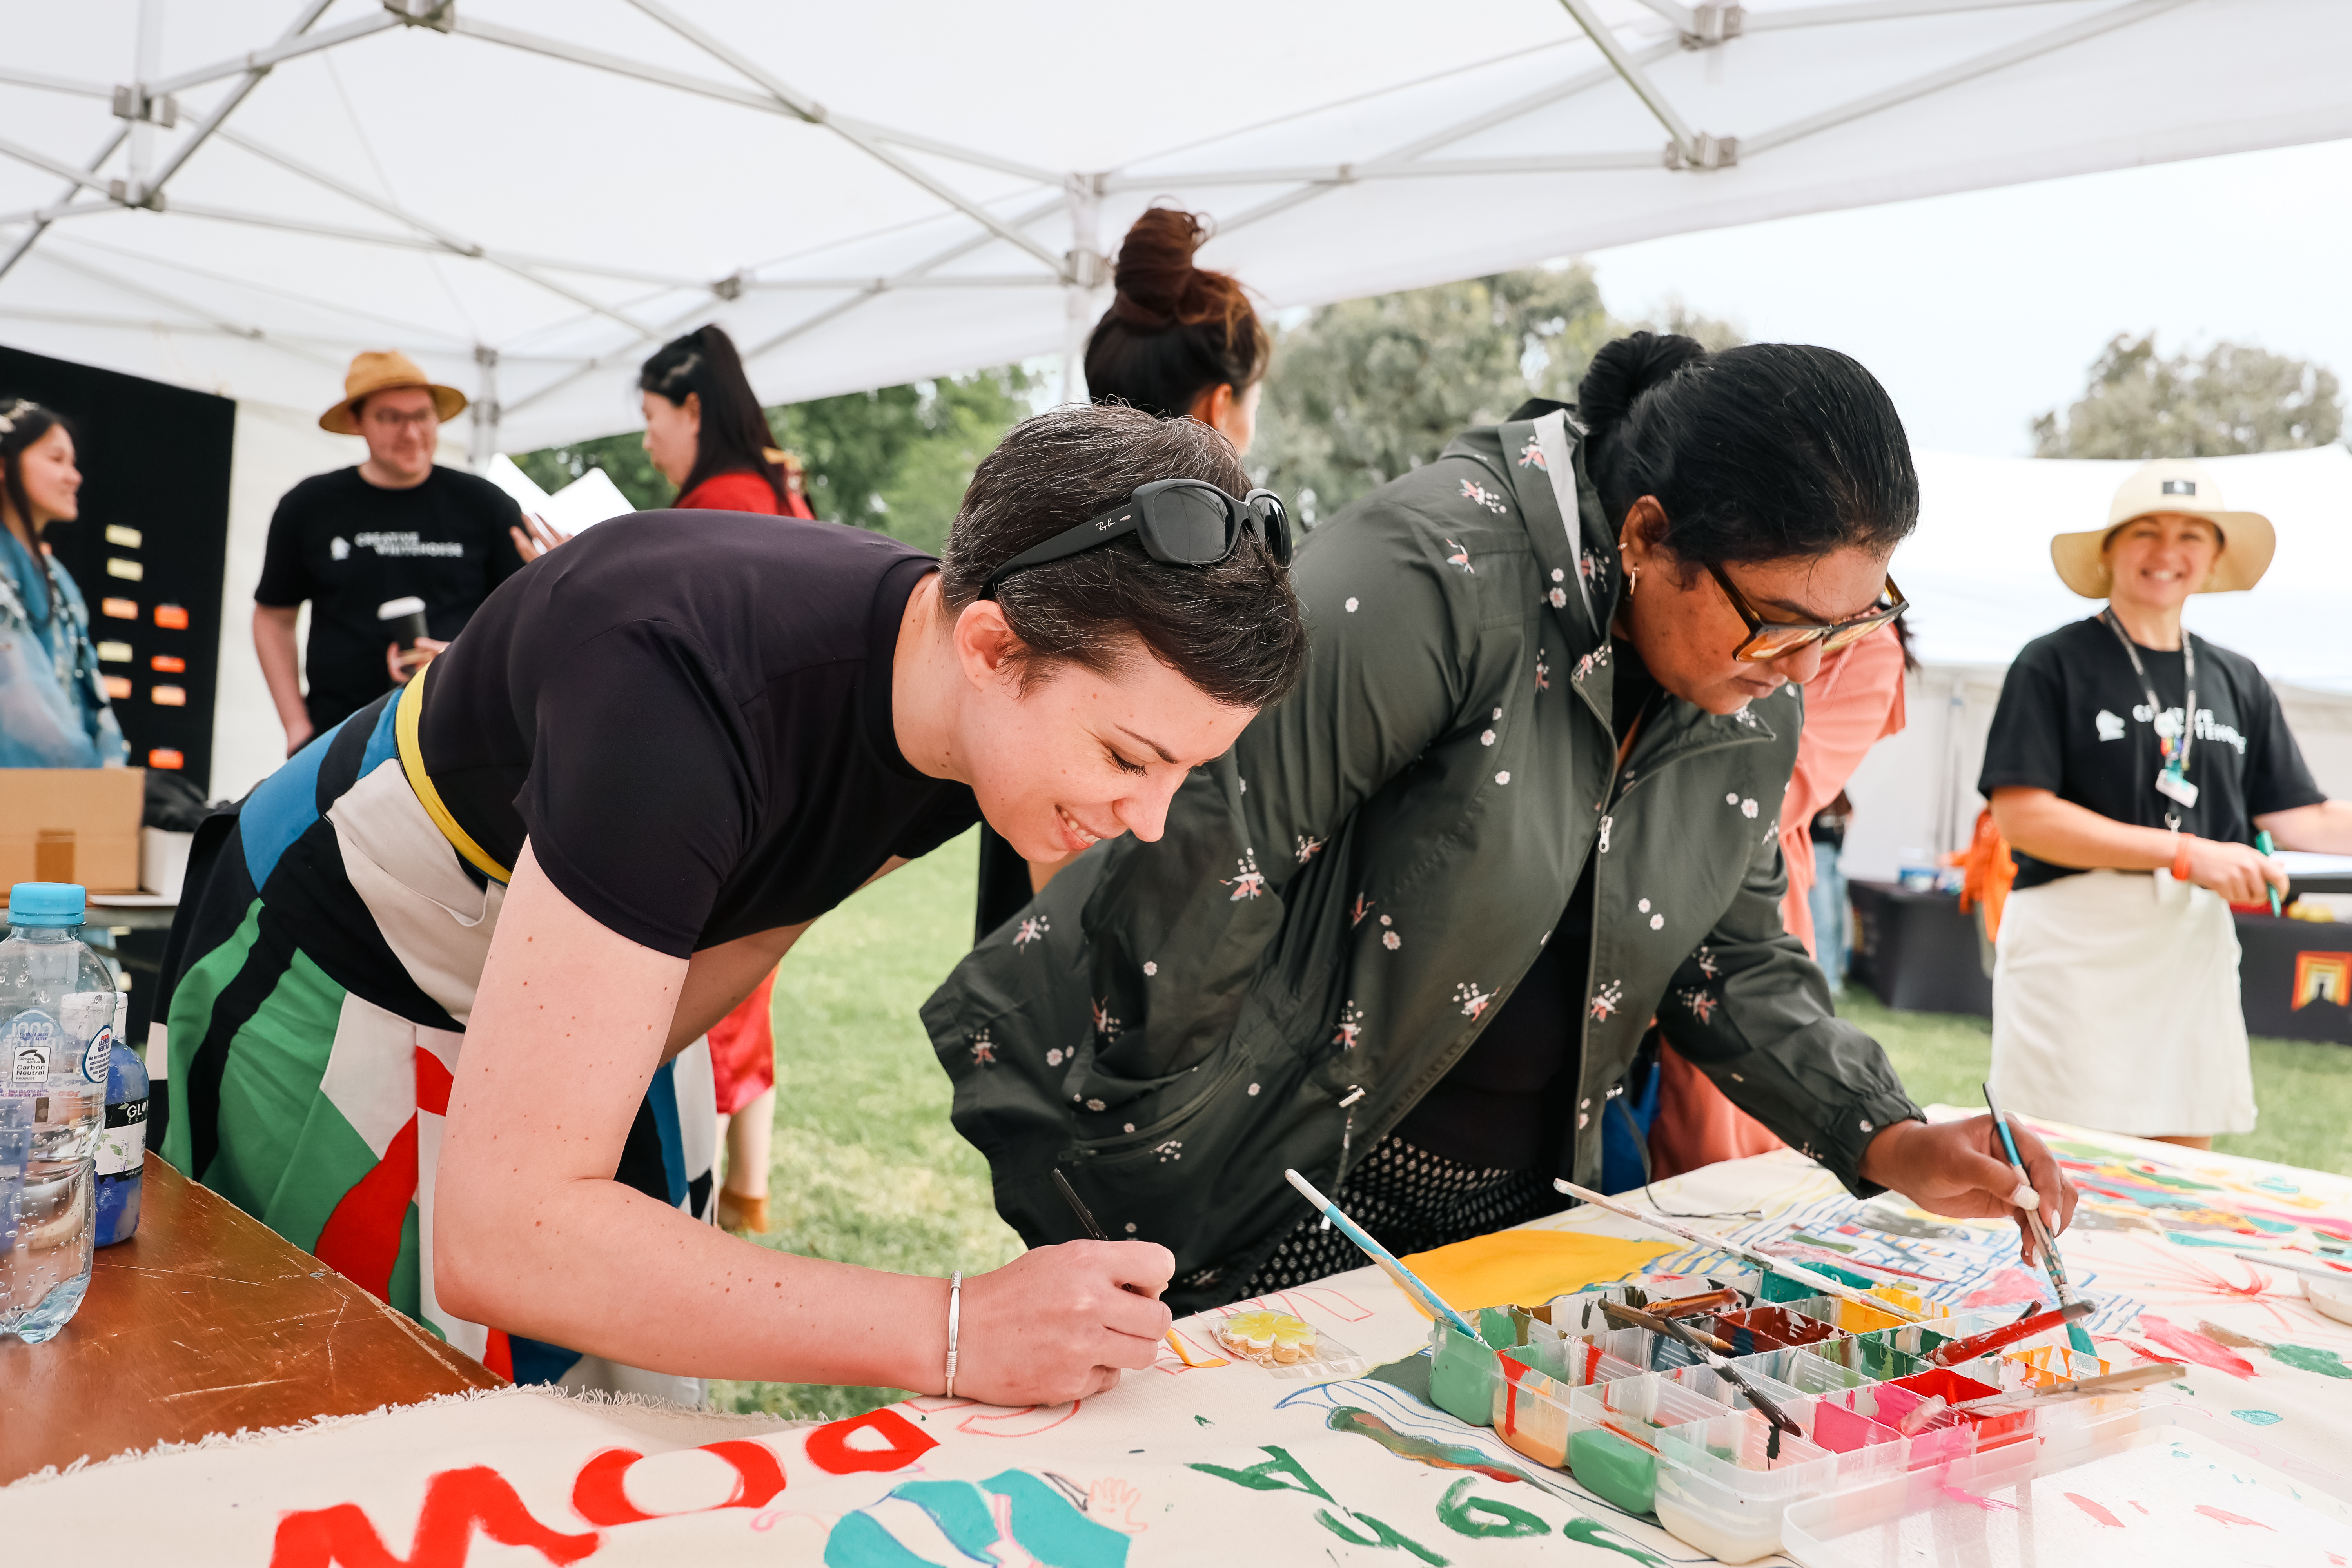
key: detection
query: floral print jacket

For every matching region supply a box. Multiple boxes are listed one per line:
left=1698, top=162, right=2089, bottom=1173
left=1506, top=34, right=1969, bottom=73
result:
left=926, top=402, right=1920, bottom=1310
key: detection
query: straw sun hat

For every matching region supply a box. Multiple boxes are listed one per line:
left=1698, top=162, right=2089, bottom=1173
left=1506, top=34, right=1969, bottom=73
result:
left=2049, top=458, right=2275, bottom=599
left=318, top=350, right=468, bottom=434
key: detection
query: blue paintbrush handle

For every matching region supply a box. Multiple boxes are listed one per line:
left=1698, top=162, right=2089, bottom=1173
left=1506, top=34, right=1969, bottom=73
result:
left=1285, top=1168, right=1483, bottom=1340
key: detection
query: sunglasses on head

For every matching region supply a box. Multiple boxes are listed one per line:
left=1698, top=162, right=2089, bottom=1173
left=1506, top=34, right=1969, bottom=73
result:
left=985, top=478, right=1293, bottom=596
left=1708, top=562, right=1907, bottom=663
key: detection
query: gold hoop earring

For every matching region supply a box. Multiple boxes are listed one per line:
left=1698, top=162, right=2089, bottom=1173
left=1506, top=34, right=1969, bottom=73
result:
left=1622, top=560, right=1640, bottom=597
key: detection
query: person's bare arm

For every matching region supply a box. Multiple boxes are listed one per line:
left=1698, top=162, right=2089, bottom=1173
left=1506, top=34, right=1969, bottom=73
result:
left=2257, top=800, right=2352, bottom=856
left=435, top=842, right=1169, bottom=1398
left=1990, top=785, right=2283, bottom=905
left=253, top=604, right=312, bottom=756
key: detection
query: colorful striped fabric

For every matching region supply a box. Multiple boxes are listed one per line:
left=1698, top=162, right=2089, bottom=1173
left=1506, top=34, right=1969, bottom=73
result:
left=157, top=692, right=715, bottom=1397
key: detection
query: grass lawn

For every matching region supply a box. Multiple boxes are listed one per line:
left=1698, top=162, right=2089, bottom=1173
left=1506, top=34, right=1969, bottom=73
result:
left=711, top=828, right=2352, bottom=1419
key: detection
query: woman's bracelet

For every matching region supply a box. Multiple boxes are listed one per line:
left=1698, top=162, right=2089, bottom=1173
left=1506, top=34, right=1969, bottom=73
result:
left=943, top=1270, right=962, bottom=1398
left=2171, top=833, right=2197, bottom=882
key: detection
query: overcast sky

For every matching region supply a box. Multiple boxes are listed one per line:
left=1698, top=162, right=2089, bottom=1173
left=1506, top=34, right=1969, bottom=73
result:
left=1583, top=138, right=2352, bottom=459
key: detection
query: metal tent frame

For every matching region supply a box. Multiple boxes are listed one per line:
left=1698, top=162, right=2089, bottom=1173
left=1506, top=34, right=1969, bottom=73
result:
left=0, top=0, right=2341, bottom=456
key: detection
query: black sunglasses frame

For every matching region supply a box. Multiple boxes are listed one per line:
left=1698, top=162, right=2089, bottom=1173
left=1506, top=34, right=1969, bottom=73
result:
left=1708, top=563, right=1908, bottom=664
left=984, top=478, right=1293, bottom=595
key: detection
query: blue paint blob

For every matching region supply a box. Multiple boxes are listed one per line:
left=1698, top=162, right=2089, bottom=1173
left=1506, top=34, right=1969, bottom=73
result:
left=2229, top=1409, right=2284, bottom=1426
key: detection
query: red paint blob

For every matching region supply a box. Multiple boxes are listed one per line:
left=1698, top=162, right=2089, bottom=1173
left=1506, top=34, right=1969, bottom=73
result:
left=2193, top=1504, right=2275, bottom=1530
left=2064, top=1492, right=2125, bottom=1529
left=2138, top=1315, right=2259, bottom=1379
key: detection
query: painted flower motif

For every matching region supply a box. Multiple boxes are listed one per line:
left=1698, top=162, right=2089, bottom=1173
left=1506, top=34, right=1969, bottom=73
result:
left=1047, top=1047, right=1065, bottom=1067
left=1495, top=771, right=1510, bottom=785
left=1295, top=833, right=1324, bottom=865
left=1550, top=568, right=1564, bottom=583
left=1517, top=434, right=1548, bottom=469
left=1733, top=706, right=1760, bottom=728
left=1086, top=1098, right=1106, bottom=1112
left=1649, top=914, right=1664, bottom=930
left=1590, top=980, right=1625, bottom=1020
left=1727, top=793, right=1740, bottom=805
left=1573, top=643, right=1611, bottom=683
left=1351, top=893, right=1375, bottom=927
left=969, top=1029, right=997, bottom=1067
left=1382, top=930, right=1401, bottom=951
left=1637, top=898, right=1651, bottom=913
left=1155, top=1140, right=1184, bottom=1163
left=1493, top=707, right=1503, bottom=720
left=1457, top=479, right=1508, bottom=515
left=1332, top=1002, right=1366, bottom=1049
left=1345, top=597, right=1360, bottom=613
left=1695, top=944, right=1721, bottom=979
left=1740, top=798, right=1759, bottom=819
left=1454, top=981, right=1496, bottom=1020
left=1223, top=848, right=1267, bottom=900
left=1014, top=914, right=1051, bottom=947
left=1380, top=914, right=1393, bottom=926
left=1580, top=547, right=1608, bottom=584
left=1143, top=960, right=1158, bottom=976
left=1443, top=537, right=1476, bottom=573
left=1480, top=729, right=1496, bottom=747
left=1681, top=987, right=1719, bottom=1025
left=1547, top=587, right=1568, bottom=608
left=1536, top=650, right=1551, bottom=691
left=1092, top=998, right=1123, bottom=1040
left=1239, top=777, right=1248, bottom=793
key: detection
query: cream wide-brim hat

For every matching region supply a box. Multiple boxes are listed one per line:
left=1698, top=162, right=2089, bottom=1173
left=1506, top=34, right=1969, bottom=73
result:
left=2049, top=457, right=2276, bottom=599
left=319, top=349, right=468, bottom=434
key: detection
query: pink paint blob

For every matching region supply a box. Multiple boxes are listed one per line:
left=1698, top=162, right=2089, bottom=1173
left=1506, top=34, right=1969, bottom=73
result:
left=2192, top=1504, right=2275, bottom=1530
left=2138, top=1315, right=2259, bottom=1379
left=1960, top=1267, right=2050, bottom=1308
left=2064, top=1493, right=2125, bottom=1529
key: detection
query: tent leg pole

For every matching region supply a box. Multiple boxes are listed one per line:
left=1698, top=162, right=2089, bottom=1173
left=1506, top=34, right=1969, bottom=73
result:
left=1060, top=174, right=1103, bottom=407
left=473, top=343, right=501, bottom=473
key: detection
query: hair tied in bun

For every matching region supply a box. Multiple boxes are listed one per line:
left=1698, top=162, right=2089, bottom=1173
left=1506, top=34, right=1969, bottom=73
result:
left=1086, top=208, right=1270, bottom=422
left=1576, top=331, right=1710, bottom=444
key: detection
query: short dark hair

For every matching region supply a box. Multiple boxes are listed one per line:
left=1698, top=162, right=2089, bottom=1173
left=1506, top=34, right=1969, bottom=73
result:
left=939, top=404, right=1305, bottom=710
left=1084, top=207, right=1269, bottom=421
left=1577, top=332, right=1918, bottom=567
left=639, top=324, right=788, bottom=509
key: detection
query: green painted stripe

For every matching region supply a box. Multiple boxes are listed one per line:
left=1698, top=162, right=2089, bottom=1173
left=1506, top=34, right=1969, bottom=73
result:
left=201, top=946, right=349, bottom=1223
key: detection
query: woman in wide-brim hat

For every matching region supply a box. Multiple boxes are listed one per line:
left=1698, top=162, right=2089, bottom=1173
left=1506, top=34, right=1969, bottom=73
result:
left=1978, top=459, right=2352, bottom=1148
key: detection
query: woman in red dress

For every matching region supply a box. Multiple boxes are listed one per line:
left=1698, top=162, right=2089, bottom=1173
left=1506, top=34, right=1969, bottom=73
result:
left=639, top=324, right=813, bottom=1234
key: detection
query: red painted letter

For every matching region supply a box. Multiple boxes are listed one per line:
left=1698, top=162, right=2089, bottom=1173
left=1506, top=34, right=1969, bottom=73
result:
left=802, top=1408, right=940, bottom=1475
left=270, top=1466, right=599, bottom=1567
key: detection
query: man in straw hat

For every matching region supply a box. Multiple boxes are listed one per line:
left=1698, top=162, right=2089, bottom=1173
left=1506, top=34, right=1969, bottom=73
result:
left=253, top=350, right=532, bottom=754
left=1977, top=459, right=2352, bottom=1148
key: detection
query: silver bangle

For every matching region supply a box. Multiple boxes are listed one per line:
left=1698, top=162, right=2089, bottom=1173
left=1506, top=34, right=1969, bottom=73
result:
left=944, top=1270, right=963, bottom=1398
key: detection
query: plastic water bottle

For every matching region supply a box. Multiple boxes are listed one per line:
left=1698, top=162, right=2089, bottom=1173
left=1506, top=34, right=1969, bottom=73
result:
left=0, top=882, right=119, bottom=1342
left=95, top=989, right=145, bottom=1247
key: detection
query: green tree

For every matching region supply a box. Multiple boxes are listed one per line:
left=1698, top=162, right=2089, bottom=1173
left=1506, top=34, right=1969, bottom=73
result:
left=512, top=366, right=1034, bottom=552
left=2031, top=333, right=2343, bottom=458
left=1250, top=263, right=1738, bottom=524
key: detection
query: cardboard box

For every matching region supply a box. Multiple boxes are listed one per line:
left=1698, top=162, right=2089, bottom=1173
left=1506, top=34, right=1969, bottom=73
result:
left=0, top=768, right=145, bottom=893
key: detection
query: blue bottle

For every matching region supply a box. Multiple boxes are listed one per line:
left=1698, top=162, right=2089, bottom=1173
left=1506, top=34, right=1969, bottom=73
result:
left=95, top=992, right=145, bottom=1246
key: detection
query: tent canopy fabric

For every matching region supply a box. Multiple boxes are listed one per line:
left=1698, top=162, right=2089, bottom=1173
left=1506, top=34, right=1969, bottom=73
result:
left=3, top=0, right=2348, bottom=454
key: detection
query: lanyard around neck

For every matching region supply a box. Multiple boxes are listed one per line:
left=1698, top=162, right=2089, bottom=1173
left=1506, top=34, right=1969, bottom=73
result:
left=2101, top=609, right=2196, bottom=776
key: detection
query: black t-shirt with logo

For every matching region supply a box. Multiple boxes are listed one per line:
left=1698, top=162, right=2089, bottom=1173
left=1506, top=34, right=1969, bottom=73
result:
left=414, top=512, right=981, bottom=958
left=1978, top=615, right=2324, bottom=891
left=255, top=465, right=524, bottom=731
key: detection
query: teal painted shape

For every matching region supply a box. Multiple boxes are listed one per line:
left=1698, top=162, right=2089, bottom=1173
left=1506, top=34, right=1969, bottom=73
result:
left=1429, top=1324, right=1499, bottom=1427
left=1477, top=1306, right=1517, bottom=1350
left=882, top=1481, right=1002, bottom=1563
left=824, top=1509, right=951, bottom=1568
left=982, top=1471, right=1131, bottom=1567
left=2230, top=1409, right=2285, bottom=1426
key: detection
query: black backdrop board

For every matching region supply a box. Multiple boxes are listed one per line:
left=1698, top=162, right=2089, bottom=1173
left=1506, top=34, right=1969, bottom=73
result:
left=0, top=344, right=236, bottom=791
left=1847, top=880, right=1995, bottom=1017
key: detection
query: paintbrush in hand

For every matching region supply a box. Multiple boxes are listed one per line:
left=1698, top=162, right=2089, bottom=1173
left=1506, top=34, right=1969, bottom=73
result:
left=1052, top=1168, right=1147, bottom=1296
left=1982, top=1084, right=2096, bottom=1355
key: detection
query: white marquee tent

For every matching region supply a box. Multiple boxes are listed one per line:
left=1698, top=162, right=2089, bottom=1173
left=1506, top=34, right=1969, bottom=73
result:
left=2, top=0, right=2348, bottom=797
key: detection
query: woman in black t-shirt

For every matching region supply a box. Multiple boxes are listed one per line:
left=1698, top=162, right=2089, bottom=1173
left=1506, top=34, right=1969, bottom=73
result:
left=1980, top=459, right=2352, bottom=1148
left=160, top=404, right=1305, bottom=1406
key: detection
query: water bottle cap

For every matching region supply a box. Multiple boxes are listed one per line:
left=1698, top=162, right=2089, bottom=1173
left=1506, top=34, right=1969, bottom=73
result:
left=6, top=881, right=86, bottom=926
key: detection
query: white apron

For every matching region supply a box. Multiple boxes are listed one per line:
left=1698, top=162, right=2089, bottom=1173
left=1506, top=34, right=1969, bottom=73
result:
left=1989, top=868, right=2255, bottom=1137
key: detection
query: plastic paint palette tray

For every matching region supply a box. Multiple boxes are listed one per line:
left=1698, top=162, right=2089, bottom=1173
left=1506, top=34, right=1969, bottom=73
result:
left=1782, top=1408, right=2352, bottom=1567
left=1203, top=1308, right=1369, bottom=1382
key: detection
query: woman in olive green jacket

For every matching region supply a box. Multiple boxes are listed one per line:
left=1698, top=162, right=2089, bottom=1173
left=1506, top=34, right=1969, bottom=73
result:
left=928, top=334, right=2076, bottom=1310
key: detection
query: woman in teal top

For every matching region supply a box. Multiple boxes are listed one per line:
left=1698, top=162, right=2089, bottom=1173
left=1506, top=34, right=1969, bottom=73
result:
left=0, top=399, right=127, bottom=769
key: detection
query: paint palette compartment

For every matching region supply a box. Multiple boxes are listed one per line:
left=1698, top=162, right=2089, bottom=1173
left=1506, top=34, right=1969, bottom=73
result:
left=1780, top=1406, right=2352, bottom=1568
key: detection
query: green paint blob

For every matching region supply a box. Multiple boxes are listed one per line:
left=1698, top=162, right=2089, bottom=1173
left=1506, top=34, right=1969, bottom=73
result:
left=1429, top=1324, right=1501, bottom=1428
left=1187, top=1445, right=1332, bottom=1500
left=1435, top=1476, right=1550, bottom=1539
left=1325, top=1406, right=1538, bottom=1485
left=1560, top=1516, right=1668, bottom=1564
left=1478, top=1305, right=1519, bottom=1349
left=1315, top=1508, right=1451, bottom=1565
left=1566, top=1427, right=1657, bottom=1515
left=1193, top=1414, right=1212, bottom=1426
left=2267, top=1343, right=2352, bottom=1380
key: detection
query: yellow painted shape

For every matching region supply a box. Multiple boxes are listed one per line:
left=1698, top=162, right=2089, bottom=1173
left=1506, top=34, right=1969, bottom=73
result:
left=1394, top=1230, right=1675, bottom=1317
